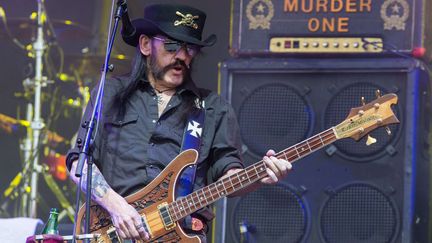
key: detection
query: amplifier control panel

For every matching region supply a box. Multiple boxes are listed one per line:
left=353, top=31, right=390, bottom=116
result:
left=269, top=37, right=383, bottom=53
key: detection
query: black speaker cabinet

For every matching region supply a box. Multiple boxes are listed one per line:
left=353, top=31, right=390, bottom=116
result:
left=213, top=58, right=431, bottom=243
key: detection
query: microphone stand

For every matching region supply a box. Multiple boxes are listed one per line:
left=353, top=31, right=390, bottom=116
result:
left=27, top=0, right=49, bottom=218
left=72, top=1, right=126, bottom=242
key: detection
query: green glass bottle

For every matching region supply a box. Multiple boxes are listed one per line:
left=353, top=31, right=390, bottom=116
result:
left=41, top=208, right=59, bottom=235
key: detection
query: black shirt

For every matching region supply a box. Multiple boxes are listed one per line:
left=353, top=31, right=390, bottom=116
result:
left=66, top=75, right=244, bottom=198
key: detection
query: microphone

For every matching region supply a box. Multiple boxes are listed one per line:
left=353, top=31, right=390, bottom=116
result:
left=118, top=0, right=136, bottom=44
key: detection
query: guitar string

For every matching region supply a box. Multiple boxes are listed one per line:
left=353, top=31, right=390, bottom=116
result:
left=167, top=129, right=337, bottom=221
left=103, top=130, right=337, bottom=230
left=102, top=129, right=337, bottom=234
left=168, top=129, right=337, bottom=221
left=116, top=130, right=337, bottom=233
left=160, top=130, right=336, bottom=226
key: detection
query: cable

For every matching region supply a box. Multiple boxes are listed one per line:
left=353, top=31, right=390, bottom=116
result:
left=0, top=6, right=27, bottom=50
left=361, top=37, right=432, bottom=79
left=361, top=37, right=422, bottom=60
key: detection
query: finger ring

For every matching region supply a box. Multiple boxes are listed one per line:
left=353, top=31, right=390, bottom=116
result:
left=135, top=223, right=143, bottom=228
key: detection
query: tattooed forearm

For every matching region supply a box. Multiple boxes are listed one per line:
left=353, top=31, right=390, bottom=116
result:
left=91, top=168, right=109, bottom=198
left=80, top=164, right=110, bottom=199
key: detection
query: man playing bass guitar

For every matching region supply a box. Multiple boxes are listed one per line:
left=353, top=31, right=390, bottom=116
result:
left=66, top=4, right=292, bottom=242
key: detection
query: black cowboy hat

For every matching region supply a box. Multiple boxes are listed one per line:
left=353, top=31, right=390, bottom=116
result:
left=122, top=4, right=217, bottom=47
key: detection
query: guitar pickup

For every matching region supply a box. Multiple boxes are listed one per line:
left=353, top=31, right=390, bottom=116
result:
left=158, top=202, right=176, bottom=230
left=106, top=227, right=121, bottom=243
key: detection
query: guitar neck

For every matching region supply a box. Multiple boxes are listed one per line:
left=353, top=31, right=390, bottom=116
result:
left=168, top=128, right=338, bottom=221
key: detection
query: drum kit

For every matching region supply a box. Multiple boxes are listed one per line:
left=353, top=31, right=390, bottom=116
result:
left=0, top=1, right=130, bottom=221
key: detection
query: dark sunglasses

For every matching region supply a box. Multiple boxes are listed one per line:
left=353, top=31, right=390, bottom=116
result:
left=153, top=36, right=200, bottom=56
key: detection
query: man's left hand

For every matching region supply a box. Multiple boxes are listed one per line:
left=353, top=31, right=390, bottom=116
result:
left=260, top=149, right=292, bottom=185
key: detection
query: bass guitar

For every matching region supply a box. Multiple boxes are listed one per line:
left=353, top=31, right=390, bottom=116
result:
left=75, top=93, right=400, bottom=242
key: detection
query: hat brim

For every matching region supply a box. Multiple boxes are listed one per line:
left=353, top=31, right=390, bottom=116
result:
left=123, top=19, right=217, bottom=47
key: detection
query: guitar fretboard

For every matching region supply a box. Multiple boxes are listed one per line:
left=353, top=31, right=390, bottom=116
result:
left=168, top=128, right=337, bottom=221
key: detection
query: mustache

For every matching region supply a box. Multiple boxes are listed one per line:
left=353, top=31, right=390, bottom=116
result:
left=149, top=57, right=192, bottom=81
left=164, top=59, right=189, bottom=71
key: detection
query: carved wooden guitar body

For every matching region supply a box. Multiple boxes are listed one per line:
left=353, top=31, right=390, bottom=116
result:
left=75, top=93, right=400, bottom=242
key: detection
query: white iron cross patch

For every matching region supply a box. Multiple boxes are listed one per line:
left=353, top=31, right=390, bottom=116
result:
left=187, top=120, right=202, bottom=138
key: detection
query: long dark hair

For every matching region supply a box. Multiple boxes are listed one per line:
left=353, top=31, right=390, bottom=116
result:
left=113, top=46, right=146, bottom=118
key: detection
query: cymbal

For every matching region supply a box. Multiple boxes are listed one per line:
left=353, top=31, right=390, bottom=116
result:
left=65, top=53, right=131, bottom=78
left=0, top=113, right=66, bottom=145
left=0, top=113, right=30, bottom=133
left=0, top=17, right=93, bottom=42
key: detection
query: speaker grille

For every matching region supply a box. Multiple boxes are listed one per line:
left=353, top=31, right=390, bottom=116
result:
left=230, top=184, right=308, bottom=243
left=324, top=83, right=400, bottom=161
left=320, top=183, right=399, bottom=243
left=237, top=84, right=312, bottom=160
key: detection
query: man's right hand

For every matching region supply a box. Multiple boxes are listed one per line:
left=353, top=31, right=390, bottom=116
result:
left=104, top=191, right=150, bottom=241
left=69, top=160, right=149, bottom=241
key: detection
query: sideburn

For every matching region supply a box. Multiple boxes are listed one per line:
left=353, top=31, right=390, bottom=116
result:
left=148, top=53, right=165, bottom=81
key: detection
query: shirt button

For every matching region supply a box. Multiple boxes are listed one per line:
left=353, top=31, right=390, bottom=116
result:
left=152, top=120, right=156, bottom=124
left=149, top=142, right=154, bottom=146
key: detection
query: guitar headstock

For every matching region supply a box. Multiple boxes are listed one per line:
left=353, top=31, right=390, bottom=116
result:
left=334, top=93, right=400, bottom=141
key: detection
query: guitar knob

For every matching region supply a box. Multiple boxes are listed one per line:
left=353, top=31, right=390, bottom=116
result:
left=361, top=97, right=366, bottom=106
left=385, top=126, right=392, bottom=135
left=358, top=110, right=365, bottom=116
left=375, top=90, right=381, bottom=98
left=366, top=135, right=377, bottom=146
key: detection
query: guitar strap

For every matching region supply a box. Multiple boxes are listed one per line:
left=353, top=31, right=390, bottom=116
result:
left=177, top=98, right=205, bottom=198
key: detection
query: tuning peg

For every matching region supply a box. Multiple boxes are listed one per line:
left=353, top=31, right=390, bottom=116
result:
left=361, top=96, right=366, bottom=106
left=385, top=126, right=392, bottom=136
left=366, top=135, right=377, bottom=146
left=375, top=90, right=381, bottom=98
